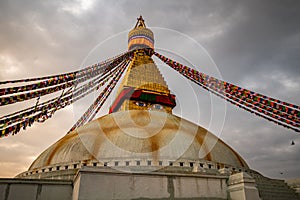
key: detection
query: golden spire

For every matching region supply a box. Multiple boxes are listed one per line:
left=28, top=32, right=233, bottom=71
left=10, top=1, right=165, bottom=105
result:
left=109, top=17, right=176, bottom=114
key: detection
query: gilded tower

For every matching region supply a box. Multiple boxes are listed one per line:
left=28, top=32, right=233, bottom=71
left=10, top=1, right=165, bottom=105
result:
left=110, top=16, right=176, bottom=113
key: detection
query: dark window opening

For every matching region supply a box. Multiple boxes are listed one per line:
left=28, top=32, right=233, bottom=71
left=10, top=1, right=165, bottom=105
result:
left=179, top=162, right=184, bottom=167
left=190, top=162, right=194, bottom=167
left=147, top=160, right=151, bottom=166
left=125, top=161, right=130, bottom=166
left=73, top=164, right=77, bottom=169
left=104, top=162, right=108, bottom=167
left=159, top=161, right=163, bottom=166
left=136, top=161, right=140, bottom=166
left=169, top=162, right=173, bottom=166
left=56, top=166, right=60, bottom=170
left=65, top=166, right=68, bottom=170
left=93, top=163, right=97, bottom=167
left=115, top=161, right=119, bottom=166
left=200, top=163, right=204, bottom=167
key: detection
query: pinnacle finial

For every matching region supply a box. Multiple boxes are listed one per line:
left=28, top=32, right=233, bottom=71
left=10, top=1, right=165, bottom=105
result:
left=128, top=16, right=154, bottom=50
left=135, top=15, right=146, bottom=28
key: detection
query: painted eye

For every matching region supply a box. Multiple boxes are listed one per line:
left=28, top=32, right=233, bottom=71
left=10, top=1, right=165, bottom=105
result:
left=150, top=104, right=164, bottom=110
left=136, top=101, right=146, bottom=107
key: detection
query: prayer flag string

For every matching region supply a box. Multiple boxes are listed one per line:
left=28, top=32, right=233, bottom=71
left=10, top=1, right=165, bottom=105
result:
left=68, top=59, right=130, bottom=132
left=0, top=51, right=133, bottom=106
left=0, top=64, right=121, bottom=127
left=0, top=51, right=133, bottom=138
left=154, top=51, right=300, bottom=133
left=0, top=51, right=129, bottom=85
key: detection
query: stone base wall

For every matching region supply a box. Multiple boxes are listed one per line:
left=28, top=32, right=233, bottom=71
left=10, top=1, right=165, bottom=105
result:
left=3, top=167, right=298, bottom=200
left=73, top=167, right=228, bottom=200
left=286, top=178, right=300, bottom=195
left=227, top=172, right=260, bottom=200
left=0, top=179, right=72, bottom=200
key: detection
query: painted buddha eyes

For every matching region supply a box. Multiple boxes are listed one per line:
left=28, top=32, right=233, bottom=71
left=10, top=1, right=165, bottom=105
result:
left=150, top=104, right=164, bottom=110
left=135, top=102, right=164, bottom=110
left=136, top=101, right=147, bottom=107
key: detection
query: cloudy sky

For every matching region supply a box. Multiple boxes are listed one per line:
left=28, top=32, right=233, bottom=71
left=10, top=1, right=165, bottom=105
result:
left=0, top=0, right=299, bottom=180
